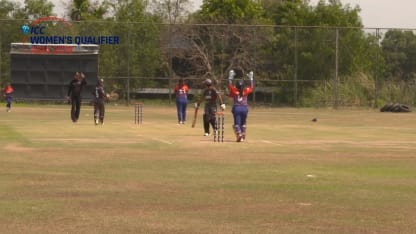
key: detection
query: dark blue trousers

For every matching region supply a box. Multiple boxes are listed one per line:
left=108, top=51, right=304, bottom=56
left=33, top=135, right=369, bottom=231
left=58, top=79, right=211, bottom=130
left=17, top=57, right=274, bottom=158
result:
left=232, top=105, right=248, bottom=134
left=176, top=99, right=188, bottom=122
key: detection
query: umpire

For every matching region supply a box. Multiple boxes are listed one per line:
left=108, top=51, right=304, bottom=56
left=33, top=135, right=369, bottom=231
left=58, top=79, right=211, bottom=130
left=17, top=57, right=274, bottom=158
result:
left=67, top=72, right=87, bottom=123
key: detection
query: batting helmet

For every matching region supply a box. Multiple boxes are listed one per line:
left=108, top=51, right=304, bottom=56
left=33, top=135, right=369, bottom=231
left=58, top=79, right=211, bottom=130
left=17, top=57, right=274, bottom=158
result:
left=236, top=79, right=245, bottom=90
left=204, top=78, right=212, bottom=86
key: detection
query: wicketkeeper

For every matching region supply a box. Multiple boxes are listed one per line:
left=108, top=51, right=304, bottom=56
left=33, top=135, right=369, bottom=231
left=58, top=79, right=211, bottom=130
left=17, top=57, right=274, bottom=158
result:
left=227, top=69, right=254, bottom=142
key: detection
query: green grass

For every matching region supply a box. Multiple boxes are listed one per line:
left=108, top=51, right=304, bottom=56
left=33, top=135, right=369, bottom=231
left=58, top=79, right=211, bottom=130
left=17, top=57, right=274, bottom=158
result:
left=1, top=104, right=416, bottom=233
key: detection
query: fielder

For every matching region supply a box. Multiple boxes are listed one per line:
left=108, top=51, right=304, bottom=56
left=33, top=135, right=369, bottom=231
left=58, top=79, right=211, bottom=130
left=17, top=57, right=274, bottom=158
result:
left=92, top=78, right=108, bottom=125
left=195, top=78, right=226, bottom=136
left=2, top=82, right=14, bottom=112
left=174, top=78, right=189, bottom=124
left=227, top=69, right=254, bottom=142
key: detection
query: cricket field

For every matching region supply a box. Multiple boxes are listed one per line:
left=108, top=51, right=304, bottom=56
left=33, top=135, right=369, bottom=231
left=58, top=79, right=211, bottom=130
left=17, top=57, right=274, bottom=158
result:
left=1, top=103, right=416, bottom=233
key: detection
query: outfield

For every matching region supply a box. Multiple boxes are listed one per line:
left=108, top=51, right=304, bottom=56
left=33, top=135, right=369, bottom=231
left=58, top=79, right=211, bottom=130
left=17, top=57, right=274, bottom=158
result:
left=1, top=104, right=416, bottom=233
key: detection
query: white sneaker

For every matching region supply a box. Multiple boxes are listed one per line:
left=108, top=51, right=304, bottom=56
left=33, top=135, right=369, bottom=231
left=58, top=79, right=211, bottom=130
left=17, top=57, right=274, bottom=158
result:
left=204, top=133, right=209, bottom=136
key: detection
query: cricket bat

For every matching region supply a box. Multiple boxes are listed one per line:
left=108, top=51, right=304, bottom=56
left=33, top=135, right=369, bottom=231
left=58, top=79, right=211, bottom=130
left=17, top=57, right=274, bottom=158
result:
left=191, top=107, right=198, bottom=128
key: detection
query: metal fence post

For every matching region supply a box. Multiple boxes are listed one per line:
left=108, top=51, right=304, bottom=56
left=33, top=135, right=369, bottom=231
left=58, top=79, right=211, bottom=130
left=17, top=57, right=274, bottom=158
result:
left=168, top=24, right=172, bottom=104
left=333, top=28, right=339, bottom=109
left=126, top=23, right=131, bottom=105
left=294, top=26, right=298, bottom=107
left=253, top=25, right=257, bottom=106
left=0, top=32, right=2, bottom=86
left=374, top=28, right=380, bottom=108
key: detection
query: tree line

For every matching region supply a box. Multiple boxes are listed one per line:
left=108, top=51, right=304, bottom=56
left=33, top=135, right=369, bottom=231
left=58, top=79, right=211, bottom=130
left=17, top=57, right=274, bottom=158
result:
left=1, top=0, right=416, bottom=107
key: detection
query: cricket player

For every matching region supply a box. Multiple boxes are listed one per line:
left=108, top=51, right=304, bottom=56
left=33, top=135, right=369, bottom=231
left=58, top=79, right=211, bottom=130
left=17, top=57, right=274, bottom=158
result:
left=195, top=78, right=226, bottom=136
left=93, top=78, right=108, bottom=125
left=67, top=72, right=87, bottom=123
left=3, top=82, right=14, bottom=112
left=174, top=78, right=189, bottom=124
left=227, top=69, right=254, bottom=142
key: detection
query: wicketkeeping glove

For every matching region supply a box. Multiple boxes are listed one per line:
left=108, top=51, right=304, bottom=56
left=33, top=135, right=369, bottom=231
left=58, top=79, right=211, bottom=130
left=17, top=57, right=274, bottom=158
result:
left=228, top=70, right=235, bottom=80
left=248, top=71, right=254, bottom=80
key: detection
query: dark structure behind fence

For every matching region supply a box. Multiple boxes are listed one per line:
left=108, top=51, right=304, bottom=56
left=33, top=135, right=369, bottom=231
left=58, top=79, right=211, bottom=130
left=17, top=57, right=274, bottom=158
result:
left=10, top=43, right=98, bottom=100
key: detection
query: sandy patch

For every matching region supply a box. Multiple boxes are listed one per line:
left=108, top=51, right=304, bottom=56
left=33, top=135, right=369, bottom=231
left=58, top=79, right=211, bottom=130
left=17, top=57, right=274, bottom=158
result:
left=4, top=143, right=34, bottom=152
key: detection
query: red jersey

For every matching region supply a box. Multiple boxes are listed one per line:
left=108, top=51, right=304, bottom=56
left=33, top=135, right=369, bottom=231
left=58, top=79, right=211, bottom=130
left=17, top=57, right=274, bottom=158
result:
left=174, top=84, right=189, bottom=101
left=228, top=80, right=253, bottom=106
left=3, top=85, right=14, bottom=95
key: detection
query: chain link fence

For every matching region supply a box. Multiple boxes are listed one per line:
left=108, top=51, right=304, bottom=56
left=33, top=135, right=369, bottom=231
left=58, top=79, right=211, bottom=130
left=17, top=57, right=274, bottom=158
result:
left=1, top=19, right=415, bottom=108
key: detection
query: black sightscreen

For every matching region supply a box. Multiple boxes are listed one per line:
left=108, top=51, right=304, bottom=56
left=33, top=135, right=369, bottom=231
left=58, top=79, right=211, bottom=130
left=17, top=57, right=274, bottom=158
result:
left=10, top=43, right=99, bottom=100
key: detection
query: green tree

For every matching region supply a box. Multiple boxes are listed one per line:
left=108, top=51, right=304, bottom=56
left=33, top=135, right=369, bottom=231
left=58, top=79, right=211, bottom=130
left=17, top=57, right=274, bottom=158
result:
left=165, top=0, right=270, bottom=86
left=311, top=0, right=362, bottom=27
left=268, top=0, right=365, bottom=79
left=68, top=0, right=109, bottom=21
left=16, top=0, right=54, bottom=19
left=381, top=30, right=416, bottom=81
left=0, top=0, right=56, bottom=85
left=0, top=0, right=21, bottom=18
left=150, top=0, right=192, bottom=24
left=0, top=1, right=26, bottom=84
left=267, top=0, right=311, bottom=26
left=199, top=0, right=265, bottom=24
left=97, top=0, right=163, bottom=100
left=260, top=0, right=384, bottom=106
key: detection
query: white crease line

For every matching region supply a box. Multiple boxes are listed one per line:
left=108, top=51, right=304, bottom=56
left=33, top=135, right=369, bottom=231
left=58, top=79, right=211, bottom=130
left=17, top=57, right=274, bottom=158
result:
left=135, top=134, right=173, bottom=145
left=151, top=138, right=173, bottom=145
left=261, top=140, right=281, bottom=146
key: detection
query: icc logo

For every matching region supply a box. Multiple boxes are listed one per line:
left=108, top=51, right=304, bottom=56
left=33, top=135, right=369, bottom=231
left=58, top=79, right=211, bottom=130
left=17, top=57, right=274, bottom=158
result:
left=21, top=25, right=30, bottom=34
left=20, top=25, right=46, bottom=35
